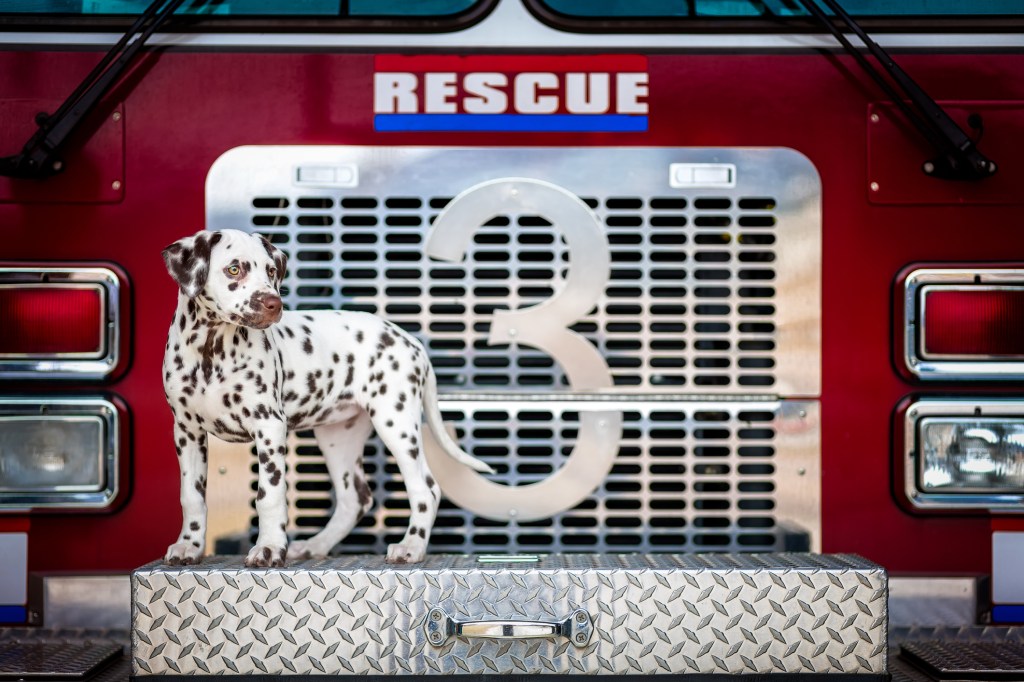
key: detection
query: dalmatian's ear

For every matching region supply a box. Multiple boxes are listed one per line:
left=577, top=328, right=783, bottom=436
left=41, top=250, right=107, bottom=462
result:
left=162, top=230, right=223, bottom=298
left=258, top=234, right=288, bottom=286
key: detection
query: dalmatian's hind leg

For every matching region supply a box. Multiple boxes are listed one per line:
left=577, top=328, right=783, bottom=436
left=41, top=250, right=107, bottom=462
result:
left=373, top=402, right=438, bottom=564
left=286, top=413, right=375, bottom=561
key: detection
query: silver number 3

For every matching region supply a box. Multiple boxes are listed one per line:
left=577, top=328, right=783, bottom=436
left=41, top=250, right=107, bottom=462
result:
left=423, top=178, right=624, bottom=522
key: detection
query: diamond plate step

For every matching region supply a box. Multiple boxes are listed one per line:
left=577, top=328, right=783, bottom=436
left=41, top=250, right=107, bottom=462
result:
left=0, top=641, right=122, bottom=680
left=132, top=553, right=887, bottom=676
left=901, top=641, right=1024, bottom=680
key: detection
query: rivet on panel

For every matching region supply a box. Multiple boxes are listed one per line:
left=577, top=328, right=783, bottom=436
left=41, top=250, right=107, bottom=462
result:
left=869, top=182, right=879, bottom=192
left=112, top=180, right=123, bottom=191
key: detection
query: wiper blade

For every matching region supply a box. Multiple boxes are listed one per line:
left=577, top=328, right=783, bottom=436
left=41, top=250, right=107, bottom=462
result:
left=0, top=0, right=188, bottom=180
left=794, top=0, right=997, bottom=181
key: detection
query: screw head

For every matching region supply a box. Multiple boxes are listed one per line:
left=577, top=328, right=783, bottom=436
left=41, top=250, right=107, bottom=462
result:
left=869, top=181, right=880, bottom=192
left=112, top=111, right=122, bottom=122
left=575, top=633, right=587, bottom=643
left=870, top=113, right=880, bottom=123
left=431, top=610, right=442, bottom=621
left=575, top=612, right=587, bottom=623
left=112, top=180, right=122, bottom=191
left=430, top=631, right=442, bottom=642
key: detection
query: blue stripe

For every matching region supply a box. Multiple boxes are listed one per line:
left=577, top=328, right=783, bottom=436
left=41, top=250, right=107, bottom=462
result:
left=0, top=605, right=26, bottom=623
left=993, top=605, right=1024, bottom=623
left=375, top=113, right=648, bottom=132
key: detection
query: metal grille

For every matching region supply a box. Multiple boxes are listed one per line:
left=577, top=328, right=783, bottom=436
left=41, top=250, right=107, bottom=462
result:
left=206, top=146, right=821, bottom=555
left=241, top=400, right=816, bottom=554
left=252, top=194, right=780, bottom=390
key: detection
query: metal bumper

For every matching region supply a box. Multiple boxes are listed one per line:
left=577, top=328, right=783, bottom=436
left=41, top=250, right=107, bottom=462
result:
left=131, top=553, right=887, bottom=676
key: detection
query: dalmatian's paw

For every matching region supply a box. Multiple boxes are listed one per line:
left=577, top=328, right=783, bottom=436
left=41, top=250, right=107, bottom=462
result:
left=386, top=540, right=426, bottom=564
left=286, top=540, right=327, bottom=562
left=245, top=543, right=286, bottom=568
left=165, top=541, right=204, bottom=566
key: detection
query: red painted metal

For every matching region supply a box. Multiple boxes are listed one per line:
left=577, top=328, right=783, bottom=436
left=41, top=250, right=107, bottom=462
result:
left=0, top=99, right=124, bottom=204
left=868, top=101, right=1024, bottom=205
left=0, top=48, right=1020, bottom=575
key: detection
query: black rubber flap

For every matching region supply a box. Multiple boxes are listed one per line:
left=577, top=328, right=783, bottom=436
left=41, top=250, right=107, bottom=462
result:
left=0, top=642, right=122, bottom=679
left=902, top=641, right=1024, bottom=681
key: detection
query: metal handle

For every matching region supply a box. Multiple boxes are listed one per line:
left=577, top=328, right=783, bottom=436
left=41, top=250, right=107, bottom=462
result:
left=425, top=607, right=592, bottom=648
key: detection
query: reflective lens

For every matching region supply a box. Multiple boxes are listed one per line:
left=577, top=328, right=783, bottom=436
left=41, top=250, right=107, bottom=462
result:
left=922, top=287, right=1024, bottom=358
left=0, top=417, right=104, bottom=492
left=919, top=417, right=1024, bottom=493
left=0, top=286, right=104, bottom=356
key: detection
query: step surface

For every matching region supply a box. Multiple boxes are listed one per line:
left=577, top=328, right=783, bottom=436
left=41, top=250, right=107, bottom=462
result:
left=131, top=553, right=888, bottom=676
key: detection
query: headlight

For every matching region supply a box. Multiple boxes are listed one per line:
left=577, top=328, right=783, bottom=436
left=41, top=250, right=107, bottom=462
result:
left=903, top=399, right=1024, bottom=511
left=0, top=398, right=123, bottom=511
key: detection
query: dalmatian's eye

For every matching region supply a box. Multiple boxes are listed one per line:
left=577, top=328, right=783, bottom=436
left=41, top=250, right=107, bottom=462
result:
left=226, top=264, right=240, bottom=277
left=267, top=267, right=277, bottom=279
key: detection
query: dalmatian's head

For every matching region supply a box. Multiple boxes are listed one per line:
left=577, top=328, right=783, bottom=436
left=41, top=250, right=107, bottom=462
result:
left=162, top=229, right=287, bottom=329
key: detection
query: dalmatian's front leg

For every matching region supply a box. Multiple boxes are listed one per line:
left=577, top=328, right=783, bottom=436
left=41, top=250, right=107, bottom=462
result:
left=246, top=419, right=289, bottom=568
left=165, top=422, right=209, bottom=565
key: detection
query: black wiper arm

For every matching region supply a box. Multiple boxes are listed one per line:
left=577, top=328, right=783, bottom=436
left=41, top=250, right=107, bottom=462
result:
left=0, top=0, right=188, bottom=180
left=794, top=0, right=997, bottom=181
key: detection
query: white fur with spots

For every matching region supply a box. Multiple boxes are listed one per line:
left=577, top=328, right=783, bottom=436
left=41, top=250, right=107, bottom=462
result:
left=161, top=229, right=492, bottom=567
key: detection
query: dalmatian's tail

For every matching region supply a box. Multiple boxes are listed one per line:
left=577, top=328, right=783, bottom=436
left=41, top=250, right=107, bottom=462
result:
left=422, top=366, right=495, bottom=474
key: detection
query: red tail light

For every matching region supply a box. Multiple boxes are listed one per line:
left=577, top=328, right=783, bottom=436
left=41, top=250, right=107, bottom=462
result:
left=0, top=266, right=125, bottom=380
left=923, top=287, right=1024, bottom=358
left=0, top=286, right=104, bottom=356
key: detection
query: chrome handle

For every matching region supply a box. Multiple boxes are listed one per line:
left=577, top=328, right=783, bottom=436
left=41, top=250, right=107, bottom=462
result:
left=425, top=606, right=592, bottom=648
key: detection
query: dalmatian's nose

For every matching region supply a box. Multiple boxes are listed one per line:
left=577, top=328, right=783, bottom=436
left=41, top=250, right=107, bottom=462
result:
left=253, top=292, right=282, bottom=314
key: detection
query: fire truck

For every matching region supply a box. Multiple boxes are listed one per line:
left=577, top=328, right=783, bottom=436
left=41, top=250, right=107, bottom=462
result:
left=0, top=0, right=1021, bottom=678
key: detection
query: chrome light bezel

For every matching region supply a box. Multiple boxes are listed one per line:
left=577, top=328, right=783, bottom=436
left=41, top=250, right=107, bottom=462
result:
left=0, top=267, right=122, bottom=380
left=904, top=268, right=1024, bottom=381
left=0, top=397, right=121, bottom=510
left=904, top=398, right=1024, bottom=511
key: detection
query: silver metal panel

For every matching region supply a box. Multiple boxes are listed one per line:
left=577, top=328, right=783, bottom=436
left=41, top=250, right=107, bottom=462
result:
left=132, top=553, right=887, bottom=676
left=205, top=146, right=821, bottom=554
left=207, top=146, right=821, bottom=397
left=0, top=397, right=121, bottom=511
left=207, top=399, right=820, bottom=555
left=888, top=576, right=984, bottom=628
left=904, top=268, right=1024, bottom=380
left=27, top=575, right=131, bottom=630
left=0, top=268, right=122, bottom=381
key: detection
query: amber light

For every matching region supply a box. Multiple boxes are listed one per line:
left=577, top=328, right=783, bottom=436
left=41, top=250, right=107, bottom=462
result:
left=0, top=286, right=104, bottom=356
left=922, top=288, right=1024, bottom=358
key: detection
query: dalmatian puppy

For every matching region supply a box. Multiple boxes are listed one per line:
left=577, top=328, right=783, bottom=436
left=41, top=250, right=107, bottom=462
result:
left=161, top=228, right=493, bottom=567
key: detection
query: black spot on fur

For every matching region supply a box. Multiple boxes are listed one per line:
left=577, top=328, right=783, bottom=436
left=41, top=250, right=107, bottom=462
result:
left=355, top=477, right=371, bottom=507
left=190, top=521, right=200, bottom=531
left=302, top=337, right=313, bottom=355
